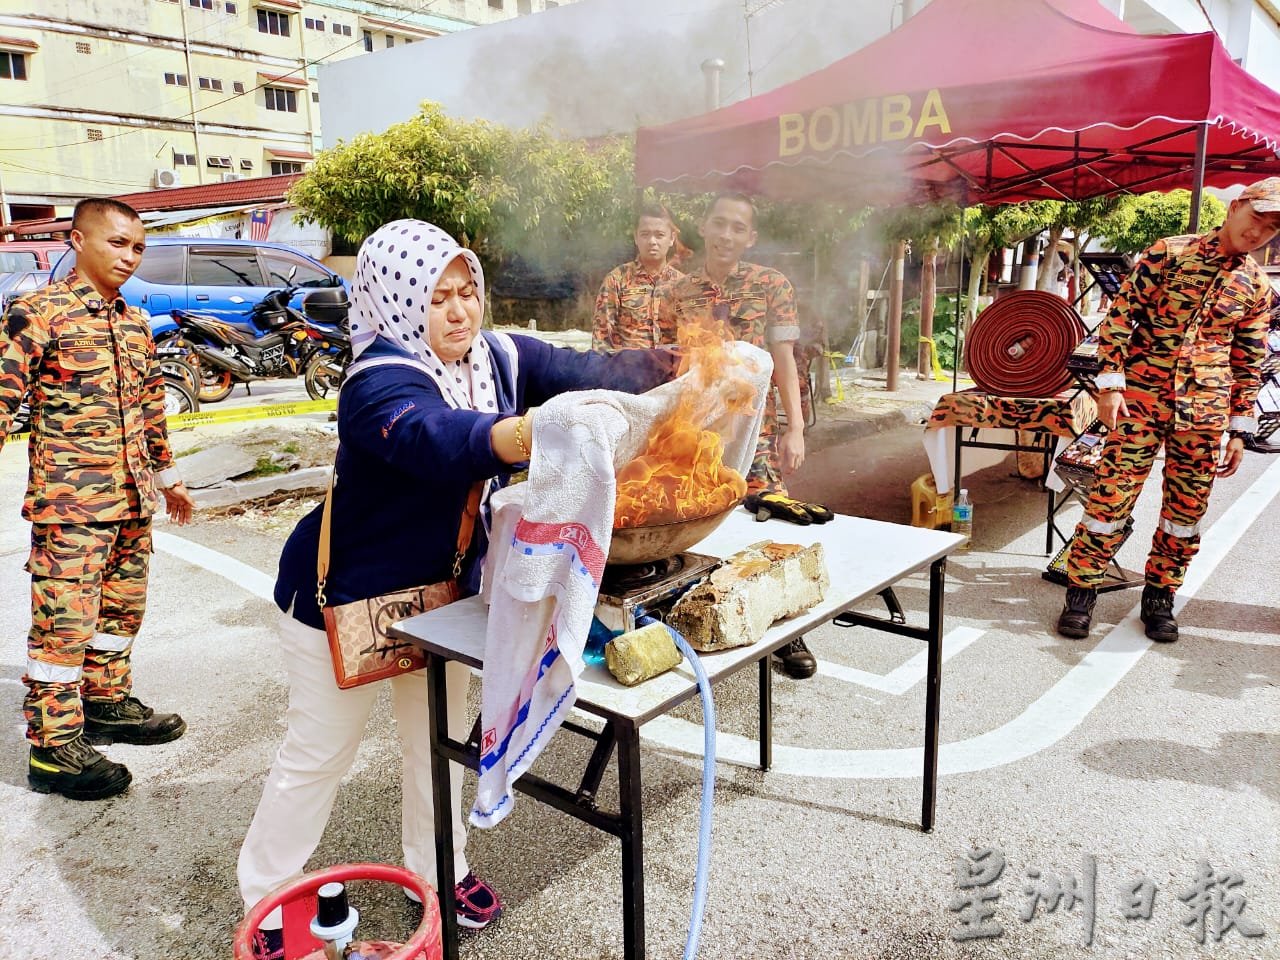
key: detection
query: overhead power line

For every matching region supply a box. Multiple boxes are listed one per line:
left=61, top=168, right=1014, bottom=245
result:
left=0, top=0, right=443, bottom=155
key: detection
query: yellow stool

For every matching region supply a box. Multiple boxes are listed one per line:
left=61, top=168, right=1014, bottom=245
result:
left=911, top=473, right=953, bottom=530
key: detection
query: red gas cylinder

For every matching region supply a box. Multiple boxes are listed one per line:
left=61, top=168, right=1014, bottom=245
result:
left=232, top=863, right=441, bottom=960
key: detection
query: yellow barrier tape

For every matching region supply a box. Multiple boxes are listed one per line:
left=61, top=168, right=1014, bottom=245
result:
left=822, top=350, right=847, bottom=403
left=169, top=398, right=337, bottom=429
left=919, top=336, right=946, bottom=381
left=5, top=397, right=337, bottom=445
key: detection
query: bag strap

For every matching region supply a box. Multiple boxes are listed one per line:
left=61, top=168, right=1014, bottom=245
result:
left=316, top=464, right=337, bottom=609
left=316, top=454, right=483, bottom=609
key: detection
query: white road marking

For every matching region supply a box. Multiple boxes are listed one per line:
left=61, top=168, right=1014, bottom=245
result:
left=148, top=457, right=1280, bottom=781
left=153, top=530, right=275, bottom=603
left=816, top=626, right=985, bottom=694
left=640, top=455, right=1280, bottom=778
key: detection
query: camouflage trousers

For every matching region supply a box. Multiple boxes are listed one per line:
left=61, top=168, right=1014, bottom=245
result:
left=746, top=391, right=787, bottom=496
left=23, top=517, right=152, bottom=747
left=1065, top=394, right=1219, bottom=591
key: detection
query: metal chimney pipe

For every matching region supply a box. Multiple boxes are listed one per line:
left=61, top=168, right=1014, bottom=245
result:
left=701, top=57, right=726, bottom=111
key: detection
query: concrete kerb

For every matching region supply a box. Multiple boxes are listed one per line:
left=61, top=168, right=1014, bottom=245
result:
left=187, top=465, right=332, bottom=510
left=805, top=368, right=954, bottom=451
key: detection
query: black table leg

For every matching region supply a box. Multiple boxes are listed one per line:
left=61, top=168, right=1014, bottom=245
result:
left=758, top=655, right=773, bottom=771
left=922, top=557, right=946, bottom=833
left=616, top=720, right=646, bottom=960
left=426, top=655, right=459, bottom=958
left=1045, top=471, right=1056, bottom=556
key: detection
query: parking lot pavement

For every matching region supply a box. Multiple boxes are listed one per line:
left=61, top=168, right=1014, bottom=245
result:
left=0, top=419, right=1276, bottom=959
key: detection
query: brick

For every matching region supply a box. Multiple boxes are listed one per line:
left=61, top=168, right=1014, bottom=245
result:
left=667, top=541, right=829, bottom=652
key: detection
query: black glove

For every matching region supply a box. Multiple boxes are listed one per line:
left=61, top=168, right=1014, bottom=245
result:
left=743, top=492, right=834, bottom=525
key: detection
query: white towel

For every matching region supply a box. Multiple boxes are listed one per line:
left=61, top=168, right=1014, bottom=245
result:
left=471, top=342, right=771, bottom=827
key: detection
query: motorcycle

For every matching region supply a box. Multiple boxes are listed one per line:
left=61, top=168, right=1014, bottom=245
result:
left=299, top=286, right=352, bottom=401
left=164, top=277, right=314, bottom=403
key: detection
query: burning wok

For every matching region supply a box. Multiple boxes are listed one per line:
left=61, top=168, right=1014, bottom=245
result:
left=608, top=500, right=740, bottom=565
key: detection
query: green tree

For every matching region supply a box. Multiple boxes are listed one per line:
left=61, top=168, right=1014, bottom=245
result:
left=961, top=201, right=1057, bottom=325
left=1095, top=190, right=1226, bottom=254
left=288, top=102, right=636, bottom=282
left=869, top=202, right=965, bottom=376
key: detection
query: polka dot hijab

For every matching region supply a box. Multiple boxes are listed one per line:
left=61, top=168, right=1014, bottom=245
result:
left=348, top=219, right=495, bottom=411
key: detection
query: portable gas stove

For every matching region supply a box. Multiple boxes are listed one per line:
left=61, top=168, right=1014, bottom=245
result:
left=595, top=552, right=720, bottom=634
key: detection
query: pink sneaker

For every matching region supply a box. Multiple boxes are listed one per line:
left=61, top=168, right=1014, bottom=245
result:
left=453, top=872, right=503, bottom=929
left=403, top=872, right=503, bottom=930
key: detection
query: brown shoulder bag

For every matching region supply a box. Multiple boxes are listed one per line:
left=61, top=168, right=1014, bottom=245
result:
left=316, top=465, right=482, bottom=689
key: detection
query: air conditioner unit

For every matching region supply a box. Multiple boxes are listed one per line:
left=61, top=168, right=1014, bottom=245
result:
left=221, top=173, right=245, bottom=182
left=153, top=168, right=181, bottom=189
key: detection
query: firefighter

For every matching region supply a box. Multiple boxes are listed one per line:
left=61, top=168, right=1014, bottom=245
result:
left=0, top=198, right=195, bottom=800
left=658, top=193, right=820, bottom=677
left=1057, top=178, right=1280, bottom=643
left=591, top=202, right=686, bottom=352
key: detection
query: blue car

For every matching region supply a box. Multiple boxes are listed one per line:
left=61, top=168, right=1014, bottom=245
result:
left=51, top=236, right=347, bottom=336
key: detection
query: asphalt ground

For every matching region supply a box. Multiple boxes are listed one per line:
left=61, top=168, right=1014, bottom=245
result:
left=0, top=372, right=1276, bottom=960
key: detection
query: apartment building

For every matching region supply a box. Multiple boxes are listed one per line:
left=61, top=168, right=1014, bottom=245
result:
left=0, top=0, right=575, bottom=225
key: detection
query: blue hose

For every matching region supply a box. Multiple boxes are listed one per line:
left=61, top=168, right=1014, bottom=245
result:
left=637, top=616, right=714, bottom=960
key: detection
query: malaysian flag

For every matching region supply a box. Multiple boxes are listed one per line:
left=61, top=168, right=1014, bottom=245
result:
left=249, top=209, right=273, bottom=241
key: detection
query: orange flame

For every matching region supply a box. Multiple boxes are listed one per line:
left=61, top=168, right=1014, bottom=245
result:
left=614, top=315, right=755, bottom=528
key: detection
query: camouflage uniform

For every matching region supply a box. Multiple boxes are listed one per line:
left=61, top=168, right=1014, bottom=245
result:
left=1065, top=234, right=1270, bottom=590
left=591, top=259, right=683, bottom=352
left=659, top=262, right=800, bottom=493
left=0, top=273, right=179, bottom=747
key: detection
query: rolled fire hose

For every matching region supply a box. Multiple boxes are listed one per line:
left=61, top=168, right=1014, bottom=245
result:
left=966, top=291, right=1087, bottom=397
left=633, top=616, right=715, bottom=960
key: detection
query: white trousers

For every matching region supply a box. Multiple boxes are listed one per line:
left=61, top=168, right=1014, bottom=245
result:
left=237, top=613, right=471, bottom=918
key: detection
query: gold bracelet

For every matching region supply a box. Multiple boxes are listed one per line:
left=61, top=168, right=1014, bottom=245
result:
left=513, top=413, right=532, bottom=460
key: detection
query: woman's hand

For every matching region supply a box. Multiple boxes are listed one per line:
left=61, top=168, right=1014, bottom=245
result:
left=491, top=408, right=537, bottom=465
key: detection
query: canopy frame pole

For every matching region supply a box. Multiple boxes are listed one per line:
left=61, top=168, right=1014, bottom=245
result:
left=1188, top=122, right=1209, bottom=232
left=954, top=200, right=967, bottom=395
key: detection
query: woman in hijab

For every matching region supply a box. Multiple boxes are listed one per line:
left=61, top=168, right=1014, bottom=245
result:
left=237, top=220, right=676, bottom=955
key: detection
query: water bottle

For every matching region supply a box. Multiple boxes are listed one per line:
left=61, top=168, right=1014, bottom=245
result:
left=952, top=489, right=973, bottom=550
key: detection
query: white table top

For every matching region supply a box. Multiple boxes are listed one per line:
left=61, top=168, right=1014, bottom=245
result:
left=392, top=511, right=964, bottom=725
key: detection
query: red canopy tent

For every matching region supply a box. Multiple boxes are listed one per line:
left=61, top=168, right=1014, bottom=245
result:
left=635, top=0, right=1280, bottom=209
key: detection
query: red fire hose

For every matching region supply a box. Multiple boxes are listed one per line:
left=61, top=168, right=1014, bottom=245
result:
left=966, top=291, right=1086, bottom=397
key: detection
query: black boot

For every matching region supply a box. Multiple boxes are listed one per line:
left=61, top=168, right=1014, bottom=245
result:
left=774, top=637, right=817, bottom=679
left=1140, top=585, right=1178, bottom=642
left=84, top=696, right=187, bottom=745
left=29, top=736, right=132, bottom=800
left=1056, top=586, right=1097, bottom=639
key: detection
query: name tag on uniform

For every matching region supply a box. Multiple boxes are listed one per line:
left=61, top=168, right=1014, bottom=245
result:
left=1218, top=285, right=1251, bottom=306
left=59, top=335, right=111, bottom=350
left=1171, top=272, right=1209, bottom=289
